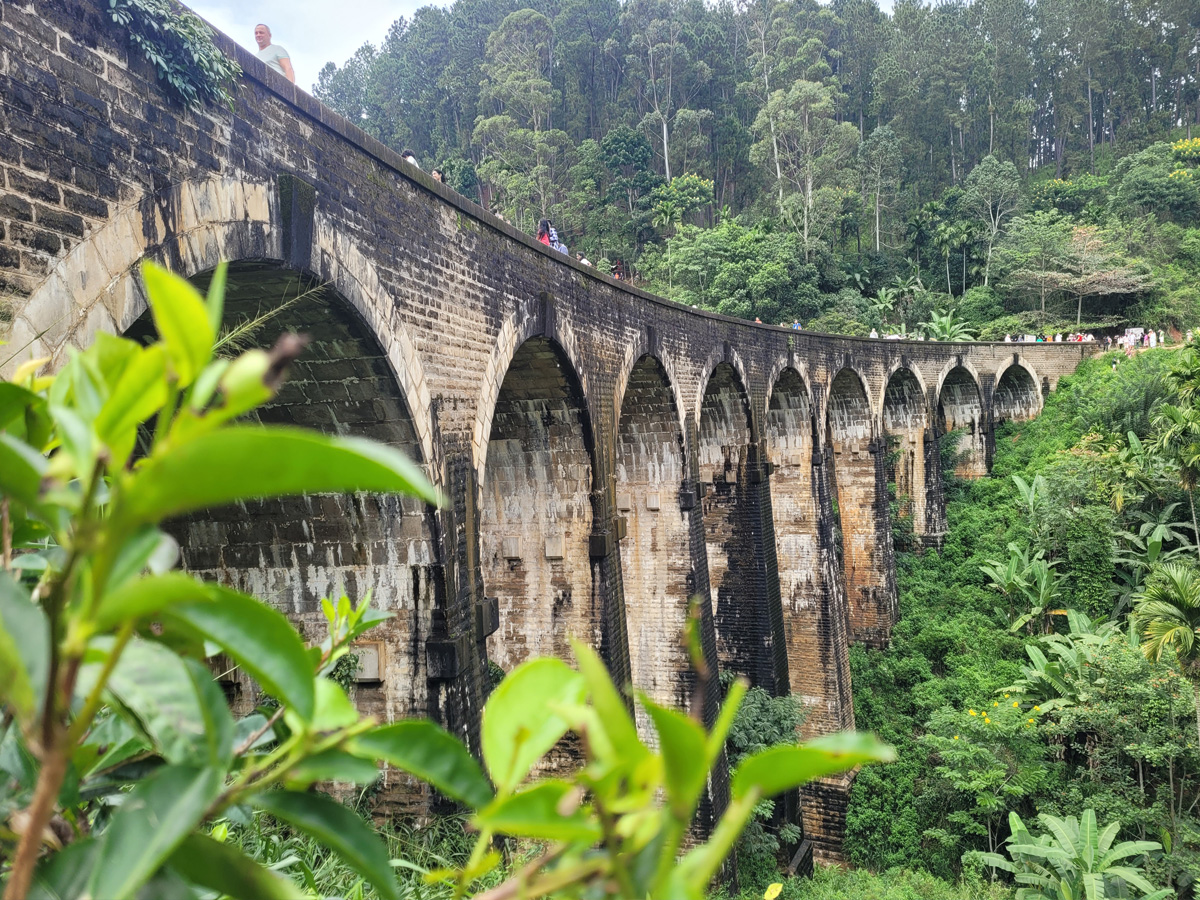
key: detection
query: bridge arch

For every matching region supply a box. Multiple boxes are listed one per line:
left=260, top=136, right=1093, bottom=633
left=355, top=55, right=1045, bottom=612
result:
left=478, top=334, right=600, bottom=672
left=698, top=360, right=782, bottom=688
left=882, top=364, right=936, bottom=542
left=936, top=362, right=988, bottom=478
left=472, top=303, right=595, bottom=482
left=693, top=345, right=756, bottom=443
left=616, top=354, right=693, bottom=725
left=827, top=366, right=896, bottom=647
left=613, top=335, right=689, bottom=467
left=993, top=357, right=1043, bottom=423
left=2, top=175, right=276, bottom=377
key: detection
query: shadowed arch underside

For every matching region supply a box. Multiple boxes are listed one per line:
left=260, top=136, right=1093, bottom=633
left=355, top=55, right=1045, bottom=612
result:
left=994, top=363, right=1042, bottom=423
left=883, top=367, right=941, bottom=541
left=766, top=368, right=853, bottom=738
left=479, top=337, right=598, bottom=673
left=827, top=369, right=896, bottom=648
left=938, top=366, right=987, bottom=478
left=616, top=356, right=693, bottom=732
left=129, top=261, right=439, bottom=814
left=699, top=363, right=783, bottom=690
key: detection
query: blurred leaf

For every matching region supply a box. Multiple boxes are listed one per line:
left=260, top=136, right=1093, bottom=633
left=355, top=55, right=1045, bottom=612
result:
left=285, top=749, right=380, bottom=788
left=88, top=765, right=221, bottom=899
left=0, top=574, right=49, bottom=727
left=117, top=427, right=439, bottom=531
left=731, top=732, right=895, bottom=801
left=643, top=696, right=708, bottom=819
left=169, top=832, right=304, bottom=899
left=93, top=572, right=212, bottom=633
left=482, top=657, right=586, bottom=794
left=475, top=780, right=600, bottom=842
left=252, top=790, right=400, bottom=900
left=352, top=720, right=493, bottom=809
left=141, top=263, right=215, bottom=388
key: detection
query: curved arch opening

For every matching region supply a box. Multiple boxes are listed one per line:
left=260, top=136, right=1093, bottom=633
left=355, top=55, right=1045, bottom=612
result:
left=937, top=366, right=987, bottom=478
left=479, top=336, right=598, bottom=672
left=699, top=363, right=773, bottom=686
left=126, top=261, right=438, bottom=765
left=616, top=355, right=692, bottom=725
left=827, top=368, right=895, bottom=647
left=994, top=364, right=1041, bottom=423
left=766, top=368, right=837, bottom=732
left=882, top=367, right=931, bottom=543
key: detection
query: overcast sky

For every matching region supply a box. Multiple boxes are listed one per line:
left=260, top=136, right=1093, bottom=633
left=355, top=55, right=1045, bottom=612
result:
left=187, top=0, right=895, bottom=94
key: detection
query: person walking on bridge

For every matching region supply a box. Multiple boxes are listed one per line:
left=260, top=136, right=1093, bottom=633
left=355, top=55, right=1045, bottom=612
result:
left=254, top=24, right=295, bottom=83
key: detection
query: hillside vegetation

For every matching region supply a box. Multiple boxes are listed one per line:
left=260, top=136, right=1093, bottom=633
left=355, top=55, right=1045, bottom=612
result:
left=315, top=0, right=1200, bottom=336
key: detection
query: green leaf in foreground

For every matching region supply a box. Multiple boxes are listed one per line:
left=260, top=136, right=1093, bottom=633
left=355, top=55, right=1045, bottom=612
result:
left=117, top=427, right=439, bottom=531
left=352, top=720, right=494, bottom=809
left=481, top=656, right=586, bottom=794
left=169, top=832, right=304, bottom=900
left=162, top=586, right=315, bottom=723
left=87, top=765, right=221, bottom=900
left=475, top=780, right=600, bottom=842
left=252, top=790, right=400, bottom=900
left=731, top=732, right=895, bottom=801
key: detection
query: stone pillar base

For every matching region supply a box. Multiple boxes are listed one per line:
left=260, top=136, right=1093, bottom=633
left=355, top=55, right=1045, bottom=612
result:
left=800, top=771, right=855, bottom=862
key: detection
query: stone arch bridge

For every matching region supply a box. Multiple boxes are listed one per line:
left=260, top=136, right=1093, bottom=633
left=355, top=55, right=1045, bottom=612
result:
left=0, top=0, right=1091, bottom=856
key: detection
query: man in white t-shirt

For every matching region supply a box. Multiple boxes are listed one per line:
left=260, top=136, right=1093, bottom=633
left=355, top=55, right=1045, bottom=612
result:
left=254, top=24, right=295, bottom=83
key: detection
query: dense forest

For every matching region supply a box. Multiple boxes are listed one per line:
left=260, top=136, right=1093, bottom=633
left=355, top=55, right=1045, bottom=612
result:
left=313, top=0, right=1200, bottom=336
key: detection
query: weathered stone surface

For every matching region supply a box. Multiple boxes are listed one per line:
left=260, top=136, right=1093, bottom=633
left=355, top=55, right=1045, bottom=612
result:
left=0, top=0, right=1093, bottom=854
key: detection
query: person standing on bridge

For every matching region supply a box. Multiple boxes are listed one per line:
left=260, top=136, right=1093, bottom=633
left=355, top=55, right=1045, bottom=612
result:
left=254, top=24, right=295, bottom=83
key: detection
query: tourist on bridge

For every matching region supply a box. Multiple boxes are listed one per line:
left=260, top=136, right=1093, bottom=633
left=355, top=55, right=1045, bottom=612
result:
left=254, top=24, right=295, bottom=83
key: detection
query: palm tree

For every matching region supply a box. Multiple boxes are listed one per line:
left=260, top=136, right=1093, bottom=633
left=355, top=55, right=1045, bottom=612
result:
left=982, top=809, right=1169, bottom=899
left=1134, top=561, right=1200, bottom=749
left=1151, top=403, right=1200, bottom=561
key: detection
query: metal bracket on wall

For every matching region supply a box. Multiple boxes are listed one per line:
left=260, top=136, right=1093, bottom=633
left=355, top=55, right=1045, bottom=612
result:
left=425, top=634, right=470, bottom=680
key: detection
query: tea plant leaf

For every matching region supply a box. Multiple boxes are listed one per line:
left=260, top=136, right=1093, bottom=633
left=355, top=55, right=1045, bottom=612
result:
left=0, top=574, right=48, bottom=727
left=481, top=657, right=586, bottom=794
left=731, top=732, right=895, bottom=801
left=252, top=790, right=400, bottom=900
left=475, top=780, right=600, bottom=842
left=352, top=720, right=493, bottom=809
left=643, top=696, right=708, bottom=819
left=141, top=263, right=214, bottom=387
left=88, top=764, right=222, bottom=900
left=117, top=427, right=439, bottom=530
left=103, top=640, right=234, bottom=768
left=162, top=586, right=315, bottom=723
left=93, top=571, right=213, bottom=632
left=169, top=832, right=304, bottom=899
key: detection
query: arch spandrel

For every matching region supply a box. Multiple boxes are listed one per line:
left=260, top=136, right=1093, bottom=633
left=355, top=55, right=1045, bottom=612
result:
left=765, top=366, right=815, bottom=468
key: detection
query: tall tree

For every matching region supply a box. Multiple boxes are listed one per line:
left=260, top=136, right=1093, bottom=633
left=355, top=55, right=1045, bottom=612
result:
left=859, top=125, right=902, bottom=252
left=964, top=154, right=1022, bottom=286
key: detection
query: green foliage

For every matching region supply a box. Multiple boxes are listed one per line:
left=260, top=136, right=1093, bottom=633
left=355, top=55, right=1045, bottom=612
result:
left=108, top=0, right=241, bottom=110
left=981, top=809, right=1171, bottom=899
left=0, top=263, right=896, bottom=900
left=0, top=262, right=439, bottom=899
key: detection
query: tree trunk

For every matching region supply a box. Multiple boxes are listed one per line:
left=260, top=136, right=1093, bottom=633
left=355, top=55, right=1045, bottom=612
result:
left=1087, top=66, right=1095, bottom=174
left=661, top=114, right=672, bottom=181
left=1189, top=491, right=1199, bottom=564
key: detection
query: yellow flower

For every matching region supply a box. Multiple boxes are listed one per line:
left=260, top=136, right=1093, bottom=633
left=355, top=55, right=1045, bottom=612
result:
left=992, top=701, right=999, bottom=707
left=764, top=884, right=784, bottom=900
left=1033, top=705, right=1040, bottom=711
left=1004, top=694, right=1010, bottom=698
left=1027, top=718, right=1034, bottom=723
left=984, top=717, right=991, bottom=724
left=1013, top=701, right=1020, bottom=707
left=954, top=735, right=960, bottom=740
left=969, top=709, right=978, bottom=716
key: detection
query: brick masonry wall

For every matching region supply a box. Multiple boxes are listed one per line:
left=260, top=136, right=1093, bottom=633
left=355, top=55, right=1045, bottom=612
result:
left=0, top=0, right=1095, bottom=853
left=616, top=356, right=695, bottom=736
left=939, top=366, right=989, bottom=478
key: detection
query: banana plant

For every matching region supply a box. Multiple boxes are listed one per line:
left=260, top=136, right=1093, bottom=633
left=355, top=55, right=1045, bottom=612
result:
left=981, top=809, right=1170, bottom=899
